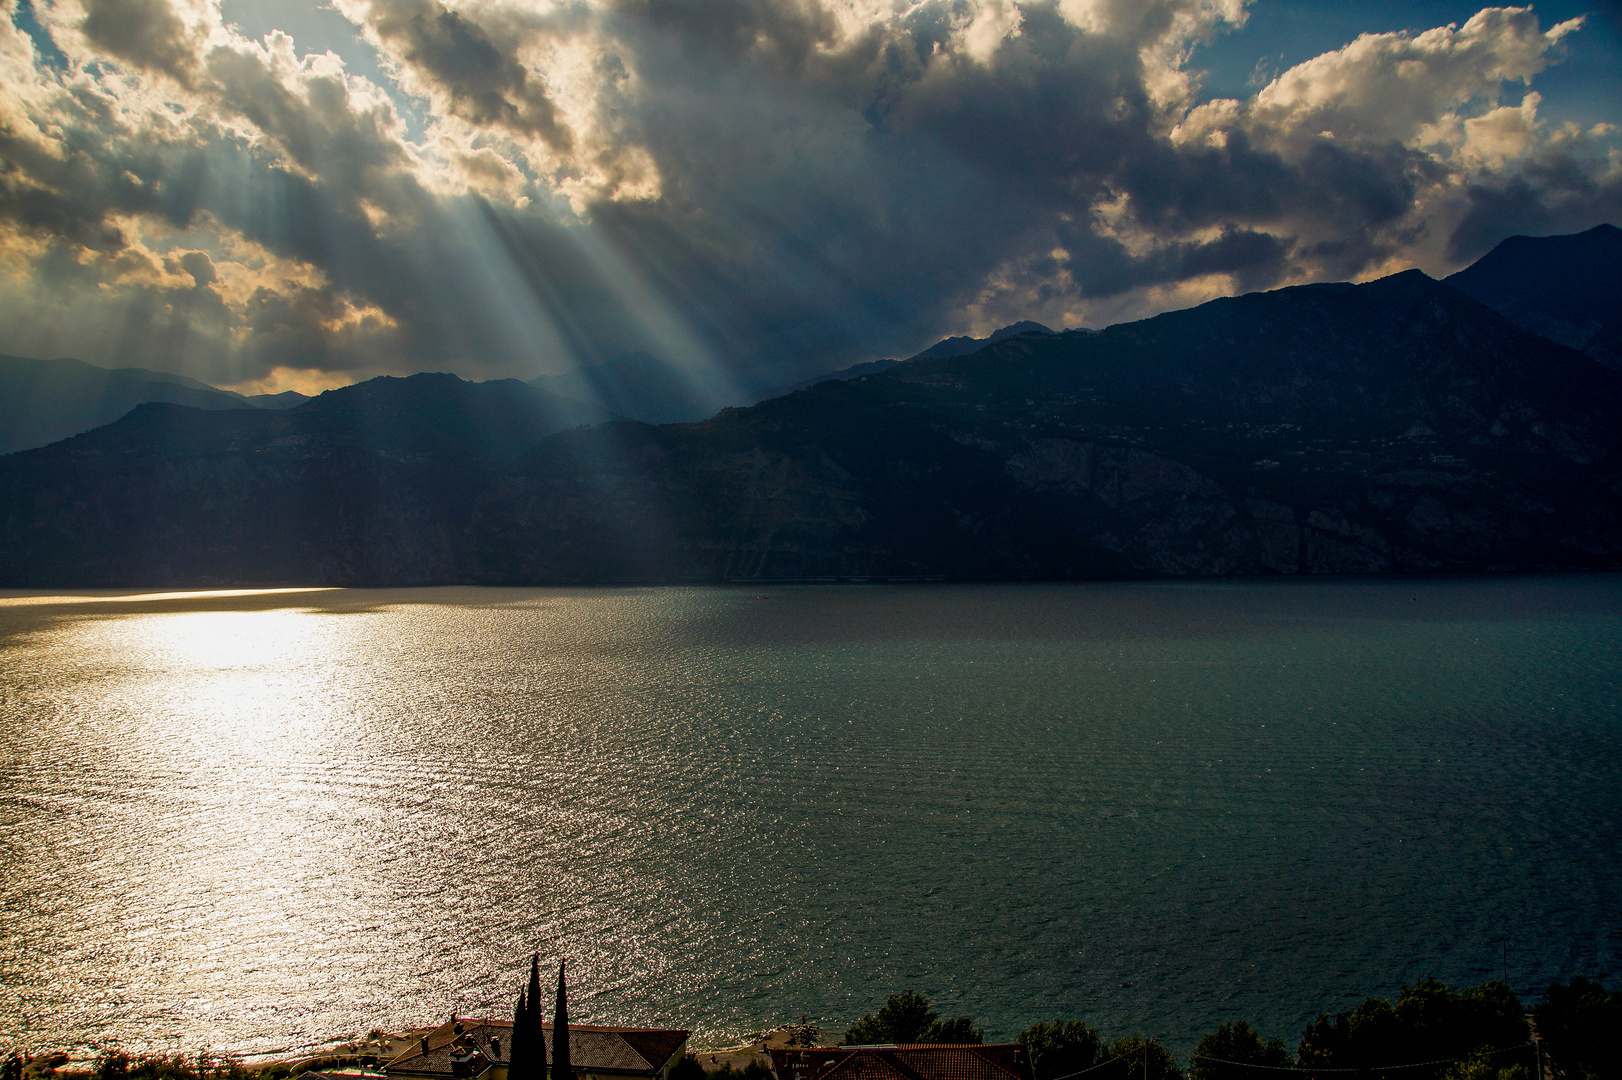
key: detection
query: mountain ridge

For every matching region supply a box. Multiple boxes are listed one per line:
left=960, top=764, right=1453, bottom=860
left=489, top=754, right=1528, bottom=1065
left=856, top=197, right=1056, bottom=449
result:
left=0, top=354, right=309, bottom=455
left=1444, top=223, right=1621, bottom=367
left=4, top=266, right=1618, bottom=586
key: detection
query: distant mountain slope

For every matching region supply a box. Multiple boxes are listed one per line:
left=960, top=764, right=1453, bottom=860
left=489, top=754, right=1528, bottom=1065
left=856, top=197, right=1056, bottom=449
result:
left=0, top=373, right=608, bottom=584
left=1445, top=223, right=1621, bottom=367
left=3, top=270, right=1618, bottom=586
left=531, top=352, right=734, bottom=423
left=0, top=354, right=258, bottom=454
left=477, top=271, right=1622, bottom=582
left=246, top=390, right=310, bottom=409
left=909, top=321, right=1056, bottom=360
left=747, top=358, right=904, bottom=402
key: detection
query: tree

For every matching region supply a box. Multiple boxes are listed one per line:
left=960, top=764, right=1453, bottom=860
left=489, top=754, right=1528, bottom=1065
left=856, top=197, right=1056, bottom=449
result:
left=930, top=1018, right=985, bottom=1045
left=93, top=1053, right=133, bottom=1080
left=1441, top=1055, right=1530, bottom=1080
left=552, top=959, right=573, bottom=1080
left=1020, top=1020, right=1105, bottom=1080
left=844, top=993, right=983, bottom=1046
left=1188, top=1022, right=1290, bottom=1080
left=529, top=955, right=545, bottom=1046
left=846, top=992, right=937, bottom=1045
left=511, top=987, right=530, bottom=1080
left=1533, top=976, right=1622, bottom=1080
left=1299, top=979, right=1528, bottom=1080
left=1105, top=1036, right=1182, bottom=1080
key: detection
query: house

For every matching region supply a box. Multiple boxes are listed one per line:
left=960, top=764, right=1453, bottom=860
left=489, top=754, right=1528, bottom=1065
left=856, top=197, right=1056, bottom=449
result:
left=769, top=1045, right=1033, bottom=1080
left=385, top=1018, right=690, bottom=1080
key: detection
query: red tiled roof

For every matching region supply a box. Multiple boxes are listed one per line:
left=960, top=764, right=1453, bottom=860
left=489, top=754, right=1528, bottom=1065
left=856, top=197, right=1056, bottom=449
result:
left=386, top=1019, right=689, bottom=1080
left=821, top=1055, right=915, bottom=1080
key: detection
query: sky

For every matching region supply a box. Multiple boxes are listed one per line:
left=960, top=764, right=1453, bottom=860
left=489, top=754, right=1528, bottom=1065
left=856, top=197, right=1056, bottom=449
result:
left=0, top=0, right=1618, bottom=397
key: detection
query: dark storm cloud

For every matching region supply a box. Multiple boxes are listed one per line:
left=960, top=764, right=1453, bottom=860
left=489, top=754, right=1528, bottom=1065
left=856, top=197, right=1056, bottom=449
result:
left=1448, top=144, right=1622, bottom=263
left=79, top=0, right=200, bottom=83
left=356, top=0, right=572, bottom=149
left=0, top=0, right=1617, bottom=391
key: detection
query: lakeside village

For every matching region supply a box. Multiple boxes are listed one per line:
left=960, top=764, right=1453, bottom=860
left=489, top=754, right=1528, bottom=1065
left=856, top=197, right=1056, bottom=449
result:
left=5, top=963, right=1618, bottom=1080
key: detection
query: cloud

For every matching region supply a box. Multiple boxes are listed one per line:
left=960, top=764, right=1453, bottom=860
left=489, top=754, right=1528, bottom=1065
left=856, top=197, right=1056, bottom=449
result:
left=0, top=0, right=1617, bottom=391
left=78, top=0, right=205, bottom=84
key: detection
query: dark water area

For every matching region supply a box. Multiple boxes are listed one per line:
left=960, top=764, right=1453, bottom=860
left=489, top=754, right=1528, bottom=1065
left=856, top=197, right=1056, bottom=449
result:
left=1, top=578, right=1618, bottom=1059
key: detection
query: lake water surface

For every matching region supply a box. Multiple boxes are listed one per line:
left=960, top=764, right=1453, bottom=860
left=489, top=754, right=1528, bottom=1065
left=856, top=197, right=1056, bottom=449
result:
left=2, top=579, right=1619, bottom=1059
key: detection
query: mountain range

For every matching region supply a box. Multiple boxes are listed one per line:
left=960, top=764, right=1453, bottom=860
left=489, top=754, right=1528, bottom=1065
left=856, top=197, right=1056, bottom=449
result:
left=9, top=225, right=1608, bottom=455
left=0, top=355, right=308, bottom=456
left=1, top=224, right=1618, bottom=586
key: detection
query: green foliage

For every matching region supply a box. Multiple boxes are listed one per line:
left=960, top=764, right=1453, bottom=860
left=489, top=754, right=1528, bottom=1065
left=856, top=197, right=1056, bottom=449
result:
left=698, top=1064, right=774, bottom=1080
left=1104, top=1036, right=1181, bottom=1080
left=1020, top=1020, right=1105, bottom=1080
left=1298, top=979, right=1528, bottom=1080
left=1442, top=1056, right=1531, bottom=1080
left=846, top=992, right=936, bottom=1045
left=91, top=1052, right=250, bottom=1080
left=1532, top=976, right=1622, bottom=1080
left=929, top=1018, right=985, bottom=1046
left=1188, top=1021, right=1290, bottom=1080
left=843, top=993, right=982, bottom=1046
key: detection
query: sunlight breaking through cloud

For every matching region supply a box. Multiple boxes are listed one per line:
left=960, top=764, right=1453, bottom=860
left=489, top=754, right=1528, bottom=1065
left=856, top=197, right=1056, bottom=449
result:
left=0, top=0, right=1617, bottom=390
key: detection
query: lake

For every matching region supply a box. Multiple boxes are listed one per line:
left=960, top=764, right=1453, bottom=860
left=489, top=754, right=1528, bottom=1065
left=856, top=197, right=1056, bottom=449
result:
left=1, top=578, right=1619, bottom=1060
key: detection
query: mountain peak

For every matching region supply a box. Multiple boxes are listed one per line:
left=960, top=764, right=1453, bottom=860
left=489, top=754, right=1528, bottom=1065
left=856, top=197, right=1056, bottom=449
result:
left=1444, top=222, right=1622, bottom=367
left=910, top=321, right=1056, bottom=361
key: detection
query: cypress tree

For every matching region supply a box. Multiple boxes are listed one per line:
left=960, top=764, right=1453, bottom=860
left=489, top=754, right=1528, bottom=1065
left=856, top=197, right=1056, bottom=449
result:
left=510, top=986, right=528, bottom=1080
left=527, top=953, right=545, bottom=1076
left=528, top=955, right=544, bottom=1036
left=551, top=960, right=571, bottom=1080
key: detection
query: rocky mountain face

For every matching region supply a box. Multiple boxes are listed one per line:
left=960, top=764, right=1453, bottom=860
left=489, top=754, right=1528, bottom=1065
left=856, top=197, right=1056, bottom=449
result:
left=2, top=272, right=1618, bottom=586
left=1445, top=223, right=1621, bottom=367
left=471, top=271, right=1622, bottom=583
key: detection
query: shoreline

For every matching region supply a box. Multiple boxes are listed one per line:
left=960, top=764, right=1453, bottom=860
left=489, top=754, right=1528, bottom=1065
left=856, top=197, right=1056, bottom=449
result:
left=9, top=1023, right=823, bottom=1079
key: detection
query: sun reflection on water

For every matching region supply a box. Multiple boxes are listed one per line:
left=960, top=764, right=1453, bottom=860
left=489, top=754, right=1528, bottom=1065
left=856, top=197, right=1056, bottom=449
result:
left=2, top=581, right=1620, bottom=1060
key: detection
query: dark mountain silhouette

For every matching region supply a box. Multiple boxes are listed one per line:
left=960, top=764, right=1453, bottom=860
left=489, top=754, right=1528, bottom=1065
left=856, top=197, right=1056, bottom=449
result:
left=0, top=354, right=252, bottom=455
left=0, top=354, right=308, bottom=455
left=531, top=352, right=734, bottom=423
left=747, top=358, right=904, bottom=402
left=473, top=271, right=1622, bottom=582
left=909, top=321, right=1056, bottom=360
left=3, top=271, right=1619, bottom=586
left=246, top=390, right=311, bottom=409
left=0, top=373, right=606, bottom=584
left=1444, top=223, right=1621, bottom=367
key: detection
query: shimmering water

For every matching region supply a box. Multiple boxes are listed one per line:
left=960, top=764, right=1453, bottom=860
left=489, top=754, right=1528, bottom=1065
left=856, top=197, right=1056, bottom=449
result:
left=2, top=579, right=1620, bottom=1060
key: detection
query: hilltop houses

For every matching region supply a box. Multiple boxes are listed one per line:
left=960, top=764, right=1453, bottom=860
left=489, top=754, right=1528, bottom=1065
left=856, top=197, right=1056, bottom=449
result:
left=384, top=957, right=1026, bottom=1080
left=386, top=957, right=687, bottom=1080
left=384, top=1019, right=689, bottom=1080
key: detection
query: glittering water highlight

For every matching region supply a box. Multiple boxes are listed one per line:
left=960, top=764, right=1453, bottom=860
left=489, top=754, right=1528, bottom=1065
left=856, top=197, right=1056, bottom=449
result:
left=1, top=579, right=1618, bottom=1059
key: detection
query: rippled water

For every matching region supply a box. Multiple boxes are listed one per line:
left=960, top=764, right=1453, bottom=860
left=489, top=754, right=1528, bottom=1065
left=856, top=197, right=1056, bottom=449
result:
left=2, top=579, right=1620, bottom=1060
